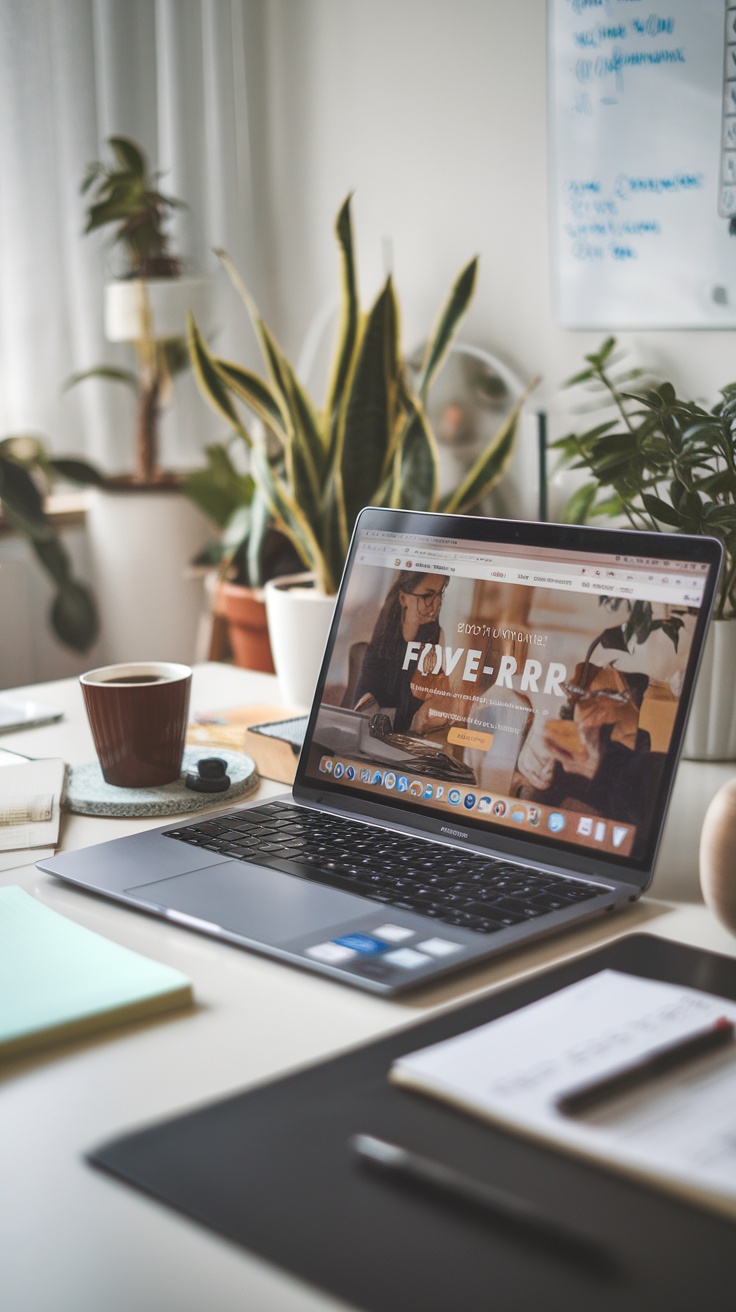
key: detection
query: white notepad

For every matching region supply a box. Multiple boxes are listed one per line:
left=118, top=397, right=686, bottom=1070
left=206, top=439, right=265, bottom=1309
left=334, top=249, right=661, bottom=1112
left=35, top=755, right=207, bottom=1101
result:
left=0, top=757, right=65, bottom=871
left=391, top=970, right=736, bottom=1220
left=0, top=887, right=193, bottom=1060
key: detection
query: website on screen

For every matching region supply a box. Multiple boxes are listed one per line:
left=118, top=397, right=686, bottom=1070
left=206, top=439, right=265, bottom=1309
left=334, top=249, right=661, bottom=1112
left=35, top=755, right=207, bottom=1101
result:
left=304, top=529, right=708, bottom=861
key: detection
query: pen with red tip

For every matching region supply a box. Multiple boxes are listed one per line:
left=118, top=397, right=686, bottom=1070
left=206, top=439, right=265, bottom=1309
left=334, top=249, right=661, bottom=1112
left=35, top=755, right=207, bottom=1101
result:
left=556, top=1015, right=735, bottom=1117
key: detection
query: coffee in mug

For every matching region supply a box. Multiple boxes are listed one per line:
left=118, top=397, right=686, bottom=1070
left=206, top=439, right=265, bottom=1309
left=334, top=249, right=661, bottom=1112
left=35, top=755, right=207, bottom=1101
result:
left=80, top=662, right=192, bottom=788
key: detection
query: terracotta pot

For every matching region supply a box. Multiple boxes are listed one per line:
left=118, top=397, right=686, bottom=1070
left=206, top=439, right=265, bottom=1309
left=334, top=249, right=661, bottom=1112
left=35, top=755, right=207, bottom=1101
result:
left=215, top=581, right=275, bottom=673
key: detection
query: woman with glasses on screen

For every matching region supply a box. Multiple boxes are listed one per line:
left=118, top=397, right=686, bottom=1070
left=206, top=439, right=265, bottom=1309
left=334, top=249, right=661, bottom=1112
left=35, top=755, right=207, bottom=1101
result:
left=352, top=571, right=449, bottom=732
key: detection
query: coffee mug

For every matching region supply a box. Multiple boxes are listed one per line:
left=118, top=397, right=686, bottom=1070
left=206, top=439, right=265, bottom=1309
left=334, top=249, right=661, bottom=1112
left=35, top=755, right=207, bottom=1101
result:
left=80, top=662, right=192, bottom=788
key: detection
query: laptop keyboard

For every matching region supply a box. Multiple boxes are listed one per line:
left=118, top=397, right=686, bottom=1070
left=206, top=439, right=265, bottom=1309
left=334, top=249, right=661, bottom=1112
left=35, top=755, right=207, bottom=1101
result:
left=164, top=802, right=603, bottom=935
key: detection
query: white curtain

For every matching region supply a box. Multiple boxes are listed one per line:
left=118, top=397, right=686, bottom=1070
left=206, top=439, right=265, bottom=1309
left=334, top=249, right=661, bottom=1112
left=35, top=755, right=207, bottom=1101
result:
left=0, top=0, right=259, bottom=474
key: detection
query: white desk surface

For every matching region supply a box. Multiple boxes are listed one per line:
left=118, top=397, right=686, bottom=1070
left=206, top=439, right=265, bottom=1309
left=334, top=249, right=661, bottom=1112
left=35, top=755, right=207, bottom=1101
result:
left=2, top=663, right=735, bottom=1312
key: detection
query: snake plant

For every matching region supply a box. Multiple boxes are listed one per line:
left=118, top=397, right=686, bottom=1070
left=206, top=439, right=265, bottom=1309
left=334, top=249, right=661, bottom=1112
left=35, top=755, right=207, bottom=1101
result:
left=187, top=196, right=531, bottom=594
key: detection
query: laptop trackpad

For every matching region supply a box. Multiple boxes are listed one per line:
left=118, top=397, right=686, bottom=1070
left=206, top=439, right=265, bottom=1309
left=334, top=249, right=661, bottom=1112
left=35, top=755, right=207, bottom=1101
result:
left=125, top=862, right=369, bottom=945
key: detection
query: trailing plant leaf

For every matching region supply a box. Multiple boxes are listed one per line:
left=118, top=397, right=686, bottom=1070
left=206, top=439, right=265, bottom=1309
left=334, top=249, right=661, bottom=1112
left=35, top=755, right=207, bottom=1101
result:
left=64, top=365, right=139, bottom=392
left=0, top=440, right=100, bottom=650
left=51, top=580, right=99, bottom=652
left=182, top=444, right=254, bottom=527
left=47, top=458, right=105, bottom=486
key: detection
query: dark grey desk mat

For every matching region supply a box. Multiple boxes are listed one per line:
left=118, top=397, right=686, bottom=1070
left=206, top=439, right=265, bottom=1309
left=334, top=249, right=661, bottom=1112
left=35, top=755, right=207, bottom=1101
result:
left=90, top=935, right=736, bottom=1310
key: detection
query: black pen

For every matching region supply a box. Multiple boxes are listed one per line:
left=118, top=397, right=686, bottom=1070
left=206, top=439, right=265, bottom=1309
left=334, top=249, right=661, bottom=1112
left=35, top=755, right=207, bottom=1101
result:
left=556, top=1015, right=735, bottom=1117
left=350, top=1133, right=613, bottom=1272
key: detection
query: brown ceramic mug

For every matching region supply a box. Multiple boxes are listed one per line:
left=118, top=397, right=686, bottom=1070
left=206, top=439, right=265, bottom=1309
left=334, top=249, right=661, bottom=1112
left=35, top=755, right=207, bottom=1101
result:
left=80, top=662, right=192, bottom=788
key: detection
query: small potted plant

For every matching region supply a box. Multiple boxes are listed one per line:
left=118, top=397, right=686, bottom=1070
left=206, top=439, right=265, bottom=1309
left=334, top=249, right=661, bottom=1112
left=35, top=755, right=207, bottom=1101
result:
left=553, top=336, right=736, bottom=759
left=187, top=195, right=532, bottom=699
left=0, top=435, right=102, bottom=651
left=70, top=135, right=211, bottom=485
left=182, top=445, right=300, bottom=671
left=67, top=136, right=213, bottom=664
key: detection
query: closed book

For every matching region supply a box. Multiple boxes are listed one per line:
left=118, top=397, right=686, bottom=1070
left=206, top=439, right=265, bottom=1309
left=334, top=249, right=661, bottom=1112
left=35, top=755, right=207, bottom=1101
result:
left=0, top=886, right=192, bottom=1060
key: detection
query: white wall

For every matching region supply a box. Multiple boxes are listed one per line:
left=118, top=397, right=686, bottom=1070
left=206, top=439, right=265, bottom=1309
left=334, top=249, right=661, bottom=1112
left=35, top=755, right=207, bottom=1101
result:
left=247, top=0, right=736, bottom=411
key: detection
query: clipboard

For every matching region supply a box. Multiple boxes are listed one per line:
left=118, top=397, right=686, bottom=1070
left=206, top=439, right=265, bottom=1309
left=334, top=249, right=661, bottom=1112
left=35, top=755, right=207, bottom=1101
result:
left=89, top=935, right=736, bottom=1310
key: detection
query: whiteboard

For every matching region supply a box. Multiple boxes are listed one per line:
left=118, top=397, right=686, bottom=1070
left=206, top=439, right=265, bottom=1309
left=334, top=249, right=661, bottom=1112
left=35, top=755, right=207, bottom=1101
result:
left=549, top=0, right=736, bottom=328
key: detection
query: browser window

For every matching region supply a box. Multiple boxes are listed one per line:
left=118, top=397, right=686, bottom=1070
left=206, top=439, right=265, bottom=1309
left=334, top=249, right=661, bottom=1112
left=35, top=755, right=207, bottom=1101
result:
left=303, top=525, right=708, bottom=865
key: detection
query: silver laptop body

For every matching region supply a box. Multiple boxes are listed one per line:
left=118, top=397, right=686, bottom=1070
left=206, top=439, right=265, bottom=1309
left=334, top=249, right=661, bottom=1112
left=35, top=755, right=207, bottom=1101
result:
left=40, top=509, right=722, bottom=995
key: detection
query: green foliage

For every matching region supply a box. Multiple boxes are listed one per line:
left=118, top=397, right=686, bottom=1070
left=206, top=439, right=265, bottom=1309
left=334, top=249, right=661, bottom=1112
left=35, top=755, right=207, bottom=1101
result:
left=187, top=196, right=531, bottom=593
left=0, top=436, right=102, bottom=650
left=554, top=338, right=736, bottom=620
left=73, top=136, right=192, bottom=482
left=82, top=136, right=183, bottom=278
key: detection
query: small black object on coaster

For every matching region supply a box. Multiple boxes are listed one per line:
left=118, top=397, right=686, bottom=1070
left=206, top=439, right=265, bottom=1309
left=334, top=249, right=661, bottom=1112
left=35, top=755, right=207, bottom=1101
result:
left=186, top=757, right=231, bottom=793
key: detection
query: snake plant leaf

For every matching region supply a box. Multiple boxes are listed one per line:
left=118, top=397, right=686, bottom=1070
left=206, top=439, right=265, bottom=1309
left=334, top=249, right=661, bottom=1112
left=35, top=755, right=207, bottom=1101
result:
left=213, top=248, right=294, bottom=421
left=187, top=315, right=251, bottom=446
left=51, top=580, right=99, bottom=652
left=245, top=484, right=272, bottom=588
left=212, top=360, right=289, bottom=443
left=320, top=467, right=350, bottom=592
left=281, top=356, right=325, bottom=489
left=46, top=458, right=105, bottom=486
left=394, top=399, right=439, bottom=511
left=339, top=279, right=395, bottom=538
left=251, top=445, right=331, bottom=592
left=440, top=385, right=533, bottom=514
left=416, top=257, right=479, bottom=403
left=63, top=366, right=138, bottom=392
left=324, top=195, right=359, bottom=457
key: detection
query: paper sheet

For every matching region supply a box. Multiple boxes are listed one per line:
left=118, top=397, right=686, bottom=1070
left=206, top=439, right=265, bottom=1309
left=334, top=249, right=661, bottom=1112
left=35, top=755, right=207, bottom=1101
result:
left=391, top=970, right=736, bottom=1218
left=0, top=758, right=65, bottom=853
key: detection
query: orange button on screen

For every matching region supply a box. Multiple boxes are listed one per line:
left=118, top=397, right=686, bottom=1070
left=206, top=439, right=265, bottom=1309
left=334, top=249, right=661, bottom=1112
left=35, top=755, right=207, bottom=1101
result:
left=447, top=726, right=494, bottom=750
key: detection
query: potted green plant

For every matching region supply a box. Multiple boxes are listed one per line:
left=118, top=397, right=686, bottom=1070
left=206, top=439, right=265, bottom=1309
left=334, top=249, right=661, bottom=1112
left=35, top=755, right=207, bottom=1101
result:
left=553, top=336, right=736, bottom=759
left=182, top=445, right=300, bottom=671
left=187, top=196, right=532, bottom=699
left=70, top=135, right=211, bottom=484
left=0, top=435, right=101, bottom=651
left=67, top=136, right=213, bottom=665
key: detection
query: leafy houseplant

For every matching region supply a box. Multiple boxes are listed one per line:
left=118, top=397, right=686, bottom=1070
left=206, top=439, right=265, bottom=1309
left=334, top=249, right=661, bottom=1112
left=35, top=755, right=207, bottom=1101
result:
left=69, top=136, right=194, bottom=484
left=186, top=196, right=531, bottom=598
left=554, top=337, right=736, bottom=760
left=0, top=436, right=102, bottom=650
left=554, top=336, right=736, bottom=621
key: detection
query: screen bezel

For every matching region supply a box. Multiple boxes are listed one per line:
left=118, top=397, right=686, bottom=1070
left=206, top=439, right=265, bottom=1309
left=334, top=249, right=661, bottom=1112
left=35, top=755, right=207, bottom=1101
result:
left=293, top=508, right=723, bottom=889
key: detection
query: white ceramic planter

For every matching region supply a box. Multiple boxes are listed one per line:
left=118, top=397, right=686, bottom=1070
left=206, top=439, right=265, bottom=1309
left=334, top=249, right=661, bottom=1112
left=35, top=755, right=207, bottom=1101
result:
left=264, top=573, right=336, bottom=708
left=104, top=277, right=213, bottom=343
left=682, top=619, right=736, bottom=761
left=86, top=486, right=211, bottom=665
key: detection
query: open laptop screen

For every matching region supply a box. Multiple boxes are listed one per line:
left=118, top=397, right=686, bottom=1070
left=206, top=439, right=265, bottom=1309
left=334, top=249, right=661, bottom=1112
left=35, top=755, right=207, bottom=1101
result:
left=295, top=510, right=721, bottom=876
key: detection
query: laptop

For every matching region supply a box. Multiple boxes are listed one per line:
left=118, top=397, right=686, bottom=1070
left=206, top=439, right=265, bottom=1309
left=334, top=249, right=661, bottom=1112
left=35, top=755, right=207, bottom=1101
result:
left=40, top=508, right=722, bottom=995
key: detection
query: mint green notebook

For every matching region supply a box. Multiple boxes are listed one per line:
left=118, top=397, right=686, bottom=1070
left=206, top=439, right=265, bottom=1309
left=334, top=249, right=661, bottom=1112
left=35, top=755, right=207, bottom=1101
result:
left=0, top=887, right=192, bottom=1060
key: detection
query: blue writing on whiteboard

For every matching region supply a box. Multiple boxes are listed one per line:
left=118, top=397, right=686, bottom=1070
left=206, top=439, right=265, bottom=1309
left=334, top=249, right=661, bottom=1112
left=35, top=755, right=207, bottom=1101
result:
left=615, top=172, right=704, bottom=199
left=595, top=48, right=686, bottom=79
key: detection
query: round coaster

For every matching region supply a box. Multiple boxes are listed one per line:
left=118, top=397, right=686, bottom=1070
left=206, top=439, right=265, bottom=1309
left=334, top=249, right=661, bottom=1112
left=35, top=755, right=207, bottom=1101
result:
left=62, top=748, right=259, bottom=817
